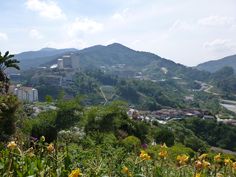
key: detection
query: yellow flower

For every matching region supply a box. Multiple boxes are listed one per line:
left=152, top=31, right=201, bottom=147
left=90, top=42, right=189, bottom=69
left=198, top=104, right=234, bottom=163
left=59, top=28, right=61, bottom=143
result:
left=121, top=166, right=129, bottom=174
left=224, top=158, right=232, bottom=166
left=161, top=143, right=168, bottom=149
left=121, top=166, right=132, bottom=177
left=214, top=153, right=221, bottom=163
left=198, top=153, right=208, bottom=160
left=195, top=173, right=201, bottom=177
left=7, top=141, right=17, bottom=150
left=26, top=147, right=35, bottom=157
left=232, top=162, right=236, bottom=170
left=139, top=150, right=151, bottom=160
left=216, top=173, right=223, bottom=177
left=47, top=143, right=55, bottom=153
left=28, top=152, right=35, bottom=158
left=158, top=150, right=168, bottom=159
left=202, top=160, right=211, bottom=169
left=68, top=168, right=82, bottom=177
left=176, top=154, right=189, bottom=166
left=195, top=160, right=202, bottom=170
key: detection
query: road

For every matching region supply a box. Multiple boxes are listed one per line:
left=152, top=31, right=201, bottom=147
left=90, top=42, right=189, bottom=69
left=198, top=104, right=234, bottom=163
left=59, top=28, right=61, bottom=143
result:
left=99, top=87, right=108, bottom=105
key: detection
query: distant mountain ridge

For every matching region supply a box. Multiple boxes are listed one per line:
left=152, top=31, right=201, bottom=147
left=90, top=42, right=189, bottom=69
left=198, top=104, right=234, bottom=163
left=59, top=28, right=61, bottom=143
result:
left=76, top=43, right=160, bottom=69
left=197, top=54, right=236, bottom=73
left=14, top=43, right=210, bottom=81
left=15, top=48, right=78, bottom=70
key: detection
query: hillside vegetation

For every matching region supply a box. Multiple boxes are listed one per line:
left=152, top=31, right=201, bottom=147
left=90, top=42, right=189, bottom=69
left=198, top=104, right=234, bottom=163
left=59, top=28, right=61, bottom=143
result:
left=1, top=96, right=236, bottom=177
left=2, top=47, right=236, bottom=176
left=197, top=54, right=236, bottom=73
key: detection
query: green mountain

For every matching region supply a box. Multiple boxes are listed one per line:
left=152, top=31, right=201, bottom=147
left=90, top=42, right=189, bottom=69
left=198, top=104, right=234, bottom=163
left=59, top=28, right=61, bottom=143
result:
left=77, top=43, right=158, bottom=68
left=197, top=54, right=236, bottom=73
left=42, top=43, right=210, bottom=81
left=15, top=48, right=78, bottom=70
left=15, top=43, right=210, bottom=82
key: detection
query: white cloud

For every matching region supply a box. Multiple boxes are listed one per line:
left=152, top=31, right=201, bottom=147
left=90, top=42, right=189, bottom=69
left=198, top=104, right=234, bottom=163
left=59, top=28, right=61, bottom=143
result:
left=169, top=20, right=194, bottom=32
left=25, top=0, right=66, bottom=20
left=204, top=39, right=236, bottom=52
left=68, top=18, right=104, bottom=37
left=0, top=32, right=8, bottom=40
left=46, top=39, right=88, bottom=49
left=198, top=16, right=235, bottom=27
left=112, top=8, right=129, bottom=22
left=29, top=29, right=43, bottom=39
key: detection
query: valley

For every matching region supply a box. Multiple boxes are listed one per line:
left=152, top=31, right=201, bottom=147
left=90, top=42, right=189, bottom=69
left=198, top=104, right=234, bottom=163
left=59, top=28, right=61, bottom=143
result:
left=1, top=44, right=236, bottom=177
left=1, top=1, right=236, bottom=176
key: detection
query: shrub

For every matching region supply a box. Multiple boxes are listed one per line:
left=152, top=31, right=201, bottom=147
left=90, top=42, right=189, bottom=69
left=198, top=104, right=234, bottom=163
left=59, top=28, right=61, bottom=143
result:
left=0, top=94, right=20, bottom=141
left=121, top=135, right=141, bottom=152
left=154, top=128, right=175, bottom=147
left=30, top=111, right=57, bottom=142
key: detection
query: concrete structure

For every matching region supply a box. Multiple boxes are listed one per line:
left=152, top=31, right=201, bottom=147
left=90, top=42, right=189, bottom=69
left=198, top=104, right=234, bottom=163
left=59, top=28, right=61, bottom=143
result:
left=53, top=53, right=80, bottom=70
left=71, top=54, right=80, bottom=69
left=10, top=85, right=38, bottom=102
left=57, top=59, right=63, bottom=69
left=62, top=55, right=72, bottom=68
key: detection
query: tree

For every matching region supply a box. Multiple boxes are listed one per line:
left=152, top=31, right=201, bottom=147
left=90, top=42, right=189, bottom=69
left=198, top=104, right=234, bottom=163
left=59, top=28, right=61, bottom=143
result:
left=154, top=128, right=175, bottom=147
left=0, top=51, right=20, bottom=94
left=0, top=94, right=20, bottom=141
left=55, top=98, right=83, bottom=131
left=45, top=95, right=53, bottom=103
left=0, top=51, right=20, bottom=141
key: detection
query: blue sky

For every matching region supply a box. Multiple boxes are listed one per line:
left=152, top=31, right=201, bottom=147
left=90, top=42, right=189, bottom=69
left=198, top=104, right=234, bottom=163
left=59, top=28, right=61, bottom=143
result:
left=0, top=0, right=236, bottom=66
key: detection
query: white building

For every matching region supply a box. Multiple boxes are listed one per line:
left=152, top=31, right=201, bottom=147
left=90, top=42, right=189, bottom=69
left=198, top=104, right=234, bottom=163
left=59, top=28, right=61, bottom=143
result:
left=11, top=85, right=38, bottom=102
left=54, top=53, right=80, bottom=70
left=57, top=59, right=63, bottom=69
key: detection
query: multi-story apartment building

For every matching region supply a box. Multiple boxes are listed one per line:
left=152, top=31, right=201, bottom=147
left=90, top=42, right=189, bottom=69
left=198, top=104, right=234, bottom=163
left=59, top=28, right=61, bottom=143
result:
left=10, top=85, right=38, bottom=102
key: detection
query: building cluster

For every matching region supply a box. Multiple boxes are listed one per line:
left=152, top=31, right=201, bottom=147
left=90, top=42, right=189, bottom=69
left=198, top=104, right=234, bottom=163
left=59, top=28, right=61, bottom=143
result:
left=51, top=53, right=80, bottom=70
left=9, top=85, right=38, bottom=102
left=30, top=53, right=81, bottom=88
left=127, top=108, right=215, bottom=124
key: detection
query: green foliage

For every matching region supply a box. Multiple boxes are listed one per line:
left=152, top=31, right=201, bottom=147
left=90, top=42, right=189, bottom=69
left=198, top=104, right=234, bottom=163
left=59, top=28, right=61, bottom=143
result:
left=0, top=139, right=234, bottom=177
left=131, top=121, right=150, bottom=143
left=209, top=66, right=236, bottom=94
left=55, top=98, right=83, bottom=131
left=68, top=72, right=99, bottom=96
left=197, top=54, right=236, bottom=72
left=184, top=136, right=208, bottom=152
left=0, top=51, right=20, bottom=93
left=85, top=69, right=118, bottom=86
left=0, top=51, right=20, bottom=71
left=167, top=143, right=195, bottom=159
left=117, top=83, right=140, bottom=103
left=29, top=111, right=57, bottom=142
left=45, top=95, right=53, bottom=103
left=121, top=135, right=141, bottom=152
left=84, top=101, right=129, bottom=133
left=194, top=92, right=221, bottom=115
left=0, top=94, right=20, bottom=141
left=36, top=85, right=62, bottom=101
left=181, top=118, right=236, bottom=151
left=212, top=66, right=234, bottom=81
left=153, top=128, right=175, bottom=147
left=101, top=133, right=117, bottom=146
left=168, top=121, right=209, bottom=152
